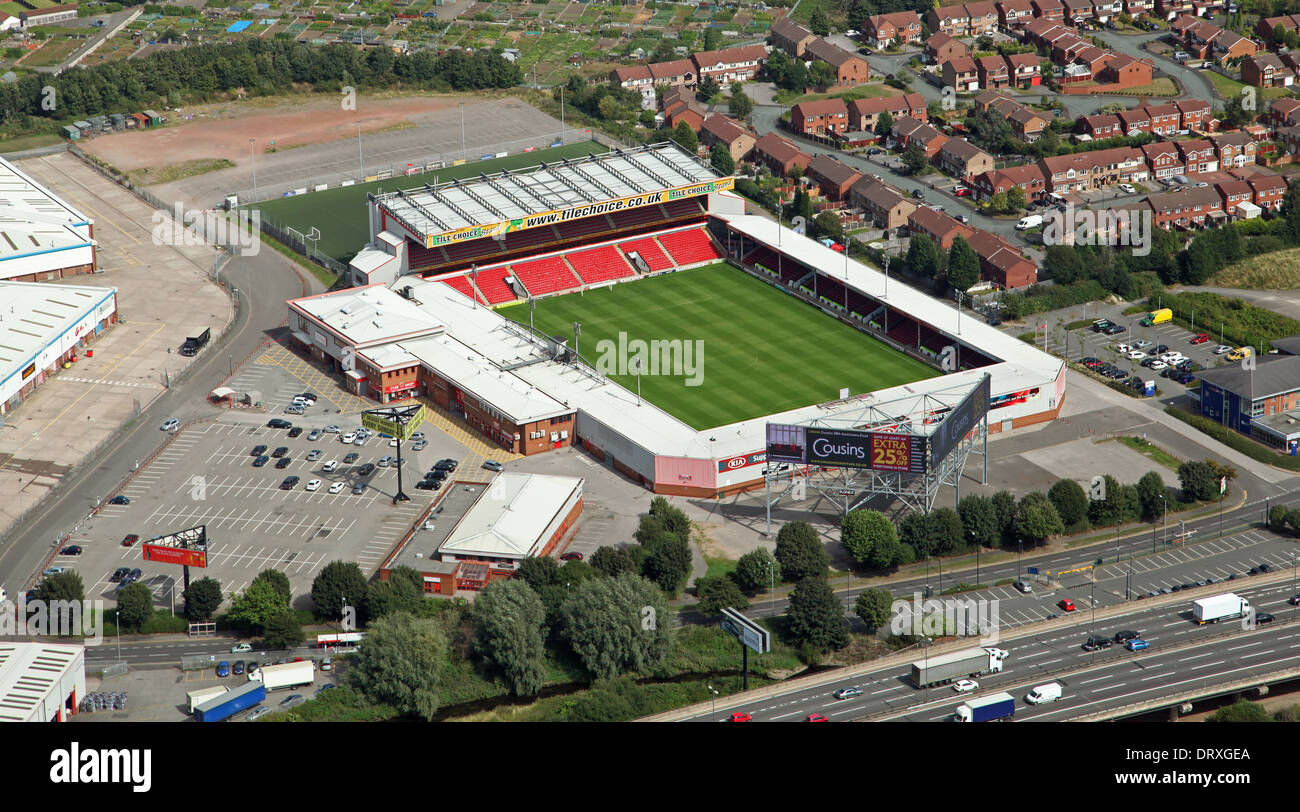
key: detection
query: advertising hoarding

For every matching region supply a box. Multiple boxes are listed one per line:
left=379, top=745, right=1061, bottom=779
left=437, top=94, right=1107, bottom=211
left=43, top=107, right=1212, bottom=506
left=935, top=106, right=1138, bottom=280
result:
left=142, top=544, right=208, bottom=567
left=929, top=374, right=991, bottom=468
left=361, top=405, right=425, bottom=441
left=716, top=451, right=767, bottom=473
left=766, top=424, right=926, bottom=473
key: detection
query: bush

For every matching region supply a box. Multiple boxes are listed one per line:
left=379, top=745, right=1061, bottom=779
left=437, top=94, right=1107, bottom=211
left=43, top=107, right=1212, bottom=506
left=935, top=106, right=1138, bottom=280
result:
left=1165, top=406, right=1300, bottom=471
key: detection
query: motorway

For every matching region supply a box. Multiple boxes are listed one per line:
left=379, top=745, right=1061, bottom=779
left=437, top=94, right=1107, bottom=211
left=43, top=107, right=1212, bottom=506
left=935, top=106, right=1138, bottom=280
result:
left=684, top=573, right=1300, bottom=723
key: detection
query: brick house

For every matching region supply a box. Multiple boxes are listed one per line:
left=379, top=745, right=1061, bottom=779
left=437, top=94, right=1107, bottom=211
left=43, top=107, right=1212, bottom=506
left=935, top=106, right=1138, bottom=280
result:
left=929, top=3, right=972, bottom=36
left=864, top=11, right=924, bottom=47
left=754, top=132, right=812, bottom=176
left=1005, top=52, right=1043, bottom=87
left=849, top=93, right=928, bottom=132
left=1078, top=114, right=1123, bottom=139
left=692, top=45, right=768, bottom=86
left=1145, top=186, right=1225, bottom=229
left=701, top=115, right=757, bottom=163
left=805, top=38, right=871, bottom=87
left=937, top=137, right=997, bottom=179
left=1242, top=53, right=1296, bottom=89
left=1075, top=47, right=1116, bottom=79
left=1124, top=0, right=1154, bottom=15
left=1175, top=98, right=1213, bottom=132
left=1211, top=131, right=1257, bottom=168
left=769, top=16, right=816, bottom=57
left=1143, top=103, right=1180, bottom=135
left=806, top=154, right=864, bottom=201
left=1022, top=18, right=1067, bottom=46
left=977, top=55, right=1012, bottom=89
left=791, top=98, right=850, bottom=136
left=907, top=206, right=975, bottom=249
left=944, top=56, right=981, bottom=91
left=1039, top=146, right=1146, bottom=192
left=1247, top=174, right=1287, bottom=211
left=850, top=177, right=917, bottom=229
left=925, top=32, right=971, bottom=65
left=966, top=2, right=1001, bottom=34
left=1116, top=107, right=1152, bottom=135
left=891, top=116, right=951, bottom=156
left=1008, top=106, right=1049, bottom=141
left=648, top=59, right=697, bottom=88
left=1099, top=54, right=1153, bottom=86
left=967, top=230, right=1038, bottom=289
left=1216, top=179, right=1255, bottom=216
left=1141, top=141, right=1184, bottom=180
left=1258, top=13, right=1300, bottom=44
left=971, top=163, right=1048, bottom=201
left=997, top=0, right=1036, bottom=29
left=1062, top=0, right=1094, bottom=25
left=1031, top=0, right=1066, bottom=22
left=1175, top=139, right=1218, bottom=174
left=1271, top=98, right=1300, bottom=129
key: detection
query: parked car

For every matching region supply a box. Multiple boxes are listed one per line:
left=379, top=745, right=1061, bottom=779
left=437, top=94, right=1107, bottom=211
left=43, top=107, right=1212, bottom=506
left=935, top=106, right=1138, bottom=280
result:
left=328, top=482, right=346, bottom=494
left=60, top=545, right=82, bottom=555
left=306, top=449, right=322, bottom=461
left=352, top=483, right=367, bottom=495
left=267, top=419, right=292, bottom=429
left=1013, top=580, right=1033, bottom=593
left=271, top=446, right=289, bottom=458
left=340, top=432, right=357, bottom=443
left=323, top=424, right=341, bottom=434
left=377, top=456, right=395, bottom=467
left=280, top=476, right=300, bottom=490
left=910, top=189, right=925, bottom=200
left=357, top=463, right=376, bottom=476
left=216, top=661, right=230, bottom=677
left=1104, top=323, right=1125, bottom=335
left=1118, top=183, right=1136, bottom=194
left=1190, top=333, right=1210, bottom=345
left=275, top=457, right=292, bottom=470
left=284, top=405, right=305, bottom=415
left=305, top=479, right=322, bottom=491
left=483, top=460, right=504, bottom=472
left=954, top=185, right=971, bottom=197
left=1058, top=598, right=1076, bottom=612
left=308, top=429, right=321, bottom=441
left=343, top=452, right=359, bottom=464
left=253, top=455, right=269, bottom=467
left=560, top=551, right=583, bottom=561
left=111, top=567, right=130, bottom=582
left=287, top=427, right=303, bottom=438
left=160, top=418, right=180, bottom=431
left=1132, top=339, right=1152, bottom=349
left=233, top=660, right=245, bottom=675
left=1212, top=344, right=1232, bottom=355
left=108, top=495, right=130, bottom=505
left=121, top=534, right=139, bottom=547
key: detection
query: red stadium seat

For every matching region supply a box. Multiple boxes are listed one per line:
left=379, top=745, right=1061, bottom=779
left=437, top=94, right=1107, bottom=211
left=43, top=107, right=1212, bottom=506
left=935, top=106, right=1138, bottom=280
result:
left=441, top=275, right=486, bottom=305
left=658, top=229, right=723, bottom=266
left=510, top=256, right=582, bottom=296
left=568, top=245, right=635, bottom=284
left=472, top=271, right=519, bottom=304
left=618, top=237, right=673, bottom=272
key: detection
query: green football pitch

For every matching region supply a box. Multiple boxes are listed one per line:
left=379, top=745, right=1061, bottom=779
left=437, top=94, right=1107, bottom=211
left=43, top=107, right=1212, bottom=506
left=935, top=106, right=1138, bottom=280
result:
left=497, top=263, right=940, bottom=430
left=247, top=141, right=611, bottom=263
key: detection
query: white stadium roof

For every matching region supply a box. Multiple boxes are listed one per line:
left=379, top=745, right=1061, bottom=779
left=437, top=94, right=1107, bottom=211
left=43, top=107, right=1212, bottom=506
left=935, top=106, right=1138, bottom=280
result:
left=374, top=143, right=723, bottom=240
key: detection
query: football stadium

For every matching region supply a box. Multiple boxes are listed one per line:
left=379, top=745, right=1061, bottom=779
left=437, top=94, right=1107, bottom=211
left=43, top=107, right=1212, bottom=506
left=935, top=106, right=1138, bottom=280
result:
left=285, top=141, right=1065, bottom=498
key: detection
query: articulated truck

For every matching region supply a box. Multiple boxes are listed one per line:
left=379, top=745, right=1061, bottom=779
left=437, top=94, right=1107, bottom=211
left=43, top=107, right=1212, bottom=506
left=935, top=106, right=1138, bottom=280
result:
left=910, top=646, right=1008, bottom=688
left=187, top=685, right=228, bottom=714
left=249, top=660, right=315, bottom=691
left=954, top=692, right=1015, bottom=722
left=180, top=327, right=210, bottom=357
left=1193, top=593, right=1251, bottom=625
left=194, top=681, right=265, bottom=722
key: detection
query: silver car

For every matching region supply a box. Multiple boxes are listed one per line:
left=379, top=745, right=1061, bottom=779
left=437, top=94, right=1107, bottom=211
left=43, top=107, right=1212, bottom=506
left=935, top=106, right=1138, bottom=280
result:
left=246, top=705, right=274, bottom=722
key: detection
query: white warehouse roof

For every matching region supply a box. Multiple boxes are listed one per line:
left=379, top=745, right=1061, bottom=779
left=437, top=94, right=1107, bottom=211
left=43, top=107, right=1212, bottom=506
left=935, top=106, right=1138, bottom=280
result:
left=438, top=472, right=583, bottom=560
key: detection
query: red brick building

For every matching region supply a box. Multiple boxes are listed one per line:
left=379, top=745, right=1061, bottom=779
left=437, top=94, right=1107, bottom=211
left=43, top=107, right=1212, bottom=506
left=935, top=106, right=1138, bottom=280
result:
left=791, top=98, right=851, bottom=136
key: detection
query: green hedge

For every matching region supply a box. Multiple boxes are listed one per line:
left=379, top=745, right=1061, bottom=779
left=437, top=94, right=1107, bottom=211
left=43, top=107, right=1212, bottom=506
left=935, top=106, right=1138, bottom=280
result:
left=1149, top=291, right=1300, bottom=352
left=1164, top=406, right=1300, bottom=471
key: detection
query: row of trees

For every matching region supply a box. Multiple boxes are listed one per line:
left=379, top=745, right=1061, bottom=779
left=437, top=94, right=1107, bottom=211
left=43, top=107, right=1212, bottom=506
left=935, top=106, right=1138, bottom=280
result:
left=905, top=233, right=980, bottom=294
left=0, top=39, right=523, bottom=130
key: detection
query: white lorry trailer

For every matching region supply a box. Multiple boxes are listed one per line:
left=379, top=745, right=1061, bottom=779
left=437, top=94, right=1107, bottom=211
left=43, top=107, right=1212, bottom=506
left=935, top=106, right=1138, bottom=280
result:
left=248, top=660, right=315, bottom=691
left=910, top=646, right=1008, bottom=688
left=1192, top=593, right=1251, bottom=625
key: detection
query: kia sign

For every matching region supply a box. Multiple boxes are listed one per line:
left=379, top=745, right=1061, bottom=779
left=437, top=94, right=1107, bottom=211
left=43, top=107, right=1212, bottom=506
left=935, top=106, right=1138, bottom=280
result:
left=142, top=543, right=208, bottom=568
left=717, top=451, right=766, bottom=473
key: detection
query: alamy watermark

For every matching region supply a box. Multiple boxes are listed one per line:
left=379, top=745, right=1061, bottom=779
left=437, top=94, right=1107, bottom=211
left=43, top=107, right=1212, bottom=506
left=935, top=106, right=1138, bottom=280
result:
left=1042, top=204, right=1151, bottom=257
left=151, top=203, right=261, bottom=257
left=0, top=596, right=104, bottom=645
left=890, top=592, right=1001, bottom=644
left=594, top=331, right=704, bottom=387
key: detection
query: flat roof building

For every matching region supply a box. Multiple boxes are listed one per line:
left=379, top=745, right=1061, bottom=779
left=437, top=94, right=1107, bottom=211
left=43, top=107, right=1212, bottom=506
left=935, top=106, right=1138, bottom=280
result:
left=0, top=642, right=86, bottom=722
left=0, top=156, right=97, bottom=282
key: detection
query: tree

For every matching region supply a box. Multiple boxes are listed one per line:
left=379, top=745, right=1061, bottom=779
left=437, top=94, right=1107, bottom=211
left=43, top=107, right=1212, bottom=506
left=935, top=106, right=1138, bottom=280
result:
left=518, top=555, right=560, bottom=592
left=643, top=532, right=692, bottom=593
left=901, top=142, right=928, bottom=174
left=814, top=210, right=844, bottom=243
left=35, top=571, right=84, bottom=605
left=597, top=95, right=623, bottom=121
left=228, top=578, right=289, bottom=632
left=841, top=509, right=896, bottom=567
left=710, top=141, right=735, bottom=175
left=651, top=37, right=677, bottom=63
left=366, top=574, right=422, bottom=621
left=703, top=25, right=723, bottom=52
left=906, top=232, right=943, bottom=278
left=775, top=521, right=829, bottom=581
left=733, top=548, right=778, bottom=592
left=1043, top=245, right=1084, bottom=285
left=787, top=577, right=849, bottom=652
left=1016, top=491, right=1064, bottom=544
left=474, top=579, right=548, bottom=696
left=673, top=119, right=698, bottom=152
left=346, top=612, right=446, bottom=720
left=1136, top=470, right=1166, bottom=522
left=930, top=507, right=966, bottom=555
left=899, top=511, right=933, bottom=558
left=810, top=60, right=837, bottom=90
left=958, top=495, right=1001, bottom=548
left=1006, top=186, right=1027, bottom=212
left=946, top=236, right=981, bottom=293
left=1209, top=699, right=1271, bottom=723
left=875, top=109, right=894, bottom=137
left=116, top=583, right=153, bottom=630
left=1047, top=479, right=1089, bottom=527
left=809, top=7, right=831, bottom=36
left=263, top=610, right=305, bottom=649
left=992, top=490, right=1017, bottom=544
left=694, top=575, right=749, bottom=615
left=854, top=588, right=894, bottom=632
left=560, top=573, right=673, bottom=680
left=728, top=88, right=753, bottom=119
left=591, top=545, right=637, bottom=577
left=311, top=561, right=368, bottom=621
left=250, top=569, right=291, bottom=607
left=1178, top=459, right=1217, bottom=502
left=1270, top=504, right=1291, bottom=532
left=639, top=109, right=657, bottom=128
left=183, top=577, right=223, bottom=621
left=695, top=76, right=720, bottom=102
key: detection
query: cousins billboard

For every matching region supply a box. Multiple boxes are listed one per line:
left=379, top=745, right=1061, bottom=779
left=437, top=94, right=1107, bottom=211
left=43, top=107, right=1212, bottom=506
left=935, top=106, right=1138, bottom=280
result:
left=766, top=424, right=926, bottom=473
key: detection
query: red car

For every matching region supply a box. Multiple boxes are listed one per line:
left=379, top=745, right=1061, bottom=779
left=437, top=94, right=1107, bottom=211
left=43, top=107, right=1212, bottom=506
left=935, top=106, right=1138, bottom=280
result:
left=805, top=713, right=830, bottom=722
left=728, top=712, right=752, bottom=722
left=954, top=186, right=972, bottom=197
left=1190, top=334, right=1210, bottom=345
left=559, top=551, right=583, bottom=561
left=1058, top=598, right=1076, bottom=612
left=121, top=534, right=139, bottom=547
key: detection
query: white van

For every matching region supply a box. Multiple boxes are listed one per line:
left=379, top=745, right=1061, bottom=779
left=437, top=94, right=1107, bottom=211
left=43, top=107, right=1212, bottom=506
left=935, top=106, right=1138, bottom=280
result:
left=1015, top=214, right=1043, bottom=230
left=1025, top=682, right=1063, bottom=704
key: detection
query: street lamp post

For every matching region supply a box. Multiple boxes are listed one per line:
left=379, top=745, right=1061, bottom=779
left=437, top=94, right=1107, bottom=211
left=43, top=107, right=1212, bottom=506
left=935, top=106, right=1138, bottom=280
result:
left=708, top=684, right=719, bottom=722
left=249, top=138, right=257, bottom=201
left=1017, top=538, right=1023, bottom=580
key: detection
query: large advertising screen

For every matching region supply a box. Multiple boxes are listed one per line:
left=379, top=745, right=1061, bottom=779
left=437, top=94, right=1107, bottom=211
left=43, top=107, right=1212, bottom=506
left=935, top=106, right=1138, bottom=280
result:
left=142, top=544, right=208, bottom=568
left=766, top=424, right=927, bottom=473
left=930, top=374, right=992, bottom=468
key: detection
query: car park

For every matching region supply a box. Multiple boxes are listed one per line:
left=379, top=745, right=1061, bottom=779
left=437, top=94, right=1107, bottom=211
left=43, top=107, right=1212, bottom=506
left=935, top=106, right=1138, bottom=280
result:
left=251, top=445, right=268, bottom=456
left=305, top=479, right=322, bottom=491
left=275, top=457, right=292, bottom=469
left=253, top=455, right=269, bottom=467
left=287, top=427, right=303, bottom=438
left=834, top=686, right=864, bottom=700
left=160, top=418, right=180, bottom=431
left=328, top=482, right=346, bottom=494
left=109, top=495, right=130, bottom=505
left=268, top=419, right=292, bottom=429
left=280, top=476, right=300, bottom=490
left=952, top=679, right=979, bottom=693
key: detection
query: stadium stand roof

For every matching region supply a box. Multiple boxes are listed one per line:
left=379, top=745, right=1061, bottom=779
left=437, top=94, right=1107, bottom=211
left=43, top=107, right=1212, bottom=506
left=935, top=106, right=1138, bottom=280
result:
left=373, top=143, right=724, bottom=245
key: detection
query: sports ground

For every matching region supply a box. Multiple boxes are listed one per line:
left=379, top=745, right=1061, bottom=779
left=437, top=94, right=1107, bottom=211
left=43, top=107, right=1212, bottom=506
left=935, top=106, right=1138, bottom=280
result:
left=247, top=141, right=610, bottom=262
left=498, top=263, right=940, bottom=430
